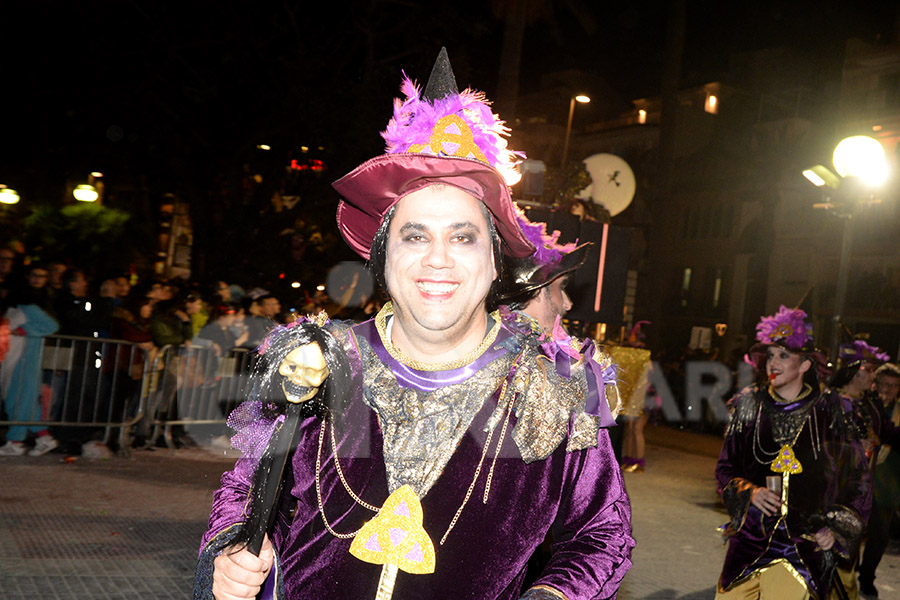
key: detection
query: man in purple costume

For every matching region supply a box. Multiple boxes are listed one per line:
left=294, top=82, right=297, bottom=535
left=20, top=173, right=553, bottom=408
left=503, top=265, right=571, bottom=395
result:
left=194, top=49, right=633, bottom=600
left=829, top=341, right=896, bottom=599
left=714, top=306, right=870, bottom=599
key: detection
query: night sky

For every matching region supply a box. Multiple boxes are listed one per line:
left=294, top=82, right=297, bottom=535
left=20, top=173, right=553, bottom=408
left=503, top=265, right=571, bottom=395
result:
left=1, top=0, right=897, bottom=278
left=3, top=1, right=897, bottom=190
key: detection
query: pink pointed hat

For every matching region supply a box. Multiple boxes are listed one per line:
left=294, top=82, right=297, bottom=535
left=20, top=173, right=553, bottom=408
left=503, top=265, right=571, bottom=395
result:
left=333, top=48, right=535, bottom=260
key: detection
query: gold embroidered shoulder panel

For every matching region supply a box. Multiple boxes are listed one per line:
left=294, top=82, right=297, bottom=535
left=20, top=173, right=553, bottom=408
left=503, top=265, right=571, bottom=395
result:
left=510, top=341, right=600, bottom=463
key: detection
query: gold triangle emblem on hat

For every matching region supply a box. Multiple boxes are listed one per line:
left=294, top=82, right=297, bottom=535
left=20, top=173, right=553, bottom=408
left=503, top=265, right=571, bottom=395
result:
left=408, top=114, right=488, bottom=163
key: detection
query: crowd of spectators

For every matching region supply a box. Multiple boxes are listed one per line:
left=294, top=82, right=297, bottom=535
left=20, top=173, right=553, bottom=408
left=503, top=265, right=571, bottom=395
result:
left=0, top=246, right=378, bottom=457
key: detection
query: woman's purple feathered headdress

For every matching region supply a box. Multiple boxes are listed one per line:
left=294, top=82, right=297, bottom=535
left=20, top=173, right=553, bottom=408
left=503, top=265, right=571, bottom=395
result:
left=839, top=340, right=890, bottom=365
left=381, top=75, right=523, bottom=184
left=755, top=305, right=814, bottom=351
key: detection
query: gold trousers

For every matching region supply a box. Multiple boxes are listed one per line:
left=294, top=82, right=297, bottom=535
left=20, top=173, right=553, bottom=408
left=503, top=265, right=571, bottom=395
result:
left=716, top=562, right=810, bottom=600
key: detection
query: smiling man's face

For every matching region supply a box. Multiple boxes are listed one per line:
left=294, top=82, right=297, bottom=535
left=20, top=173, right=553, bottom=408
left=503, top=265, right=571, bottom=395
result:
left=384, top=185, right=496, bottom=344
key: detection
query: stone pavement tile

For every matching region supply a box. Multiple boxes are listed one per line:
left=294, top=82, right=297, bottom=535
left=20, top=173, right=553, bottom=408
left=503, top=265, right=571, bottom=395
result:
left=613, top=442, right=728, bottom=599
left=4, top=429, right=900, bottom=598
left=0, top=449, right=230, bottom=599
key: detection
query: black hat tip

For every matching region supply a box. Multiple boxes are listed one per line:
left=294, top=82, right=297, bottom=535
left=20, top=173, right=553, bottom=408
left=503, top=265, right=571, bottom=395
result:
left=422, top=47, right=459, bottom=102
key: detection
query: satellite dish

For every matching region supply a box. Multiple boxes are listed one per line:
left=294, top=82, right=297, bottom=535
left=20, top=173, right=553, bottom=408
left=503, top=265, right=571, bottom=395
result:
left=576, top=153, right=636, bottom=216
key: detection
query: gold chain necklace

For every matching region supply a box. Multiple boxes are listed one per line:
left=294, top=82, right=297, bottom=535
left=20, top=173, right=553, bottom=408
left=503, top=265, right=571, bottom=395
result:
left=314, top=352, right=523, bottom=544
left=314, top=414, right=373, bottom=539
left=752, top=385, right=818, bottom=466
left=374, top=302, right=502, bottom=372
left=439, top=364, right=518, bottom=545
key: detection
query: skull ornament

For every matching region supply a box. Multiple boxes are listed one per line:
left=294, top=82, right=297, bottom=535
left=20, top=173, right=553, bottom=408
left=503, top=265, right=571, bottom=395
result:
left=279, top=343, right=330, bottom=403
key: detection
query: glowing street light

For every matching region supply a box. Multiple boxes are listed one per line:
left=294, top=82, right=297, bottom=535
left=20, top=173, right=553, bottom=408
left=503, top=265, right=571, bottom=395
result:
left=561, top=94, right=591, bottom=169
left=832, top=135, right=888, bottom=186
left=801, top=135, right=889, bottom=362
left=73, top=184, right=99, bottom=202
left=0, top=187, right=20, bottom=204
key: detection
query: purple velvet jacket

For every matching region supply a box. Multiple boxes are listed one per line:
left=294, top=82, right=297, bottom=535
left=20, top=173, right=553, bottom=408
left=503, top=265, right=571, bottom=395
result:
left=715, top=385, right=871, bottom=598
left=195, top=312, right=633, bottom=600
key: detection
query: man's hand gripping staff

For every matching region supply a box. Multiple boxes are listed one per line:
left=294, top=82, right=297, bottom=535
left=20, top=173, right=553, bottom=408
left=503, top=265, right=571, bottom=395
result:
left=213, top=322, right=335, bottom=600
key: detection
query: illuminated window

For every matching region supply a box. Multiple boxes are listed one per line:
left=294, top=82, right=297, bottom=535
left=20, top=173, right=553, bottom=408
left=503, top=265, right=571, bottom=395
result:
left=713, top=268, right=723, bottom=309
left=638, top=109, right=647, bottom=124
left=705, top=94, right=718, bottom=114
left=680, top=267, right=692, bottom=307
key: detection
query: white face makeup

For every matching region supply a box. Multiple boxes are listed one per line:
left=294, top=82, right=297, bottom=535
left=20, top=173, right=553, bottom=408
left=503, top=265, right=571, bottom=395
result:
left=766, top=346, right=810, bottom=398
left=384, top=185, right=496, bottom=350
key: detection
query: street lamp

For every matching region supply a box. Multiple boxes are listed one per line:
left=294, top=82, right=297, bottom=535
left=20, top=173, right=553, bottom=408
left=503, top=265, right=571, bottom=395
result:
left=561, top=94, right=590, bottom=169
left=802, top=135, right=889, bottom=363
left=0, top=187, right=20, bottom=204
left=833, top=136, right=889, bottom=185
left=73, top=184, right=99, bottom=202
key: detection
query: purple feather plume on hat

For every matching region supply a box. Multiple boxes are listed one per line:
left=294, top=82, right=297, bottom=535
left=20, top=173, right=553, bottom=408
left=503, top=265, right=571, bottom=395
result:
left=381, top=75, right=522, bottom=172
left=515, top=207, right=577, bottom=266
left=840, top=340, right=891, bottom=364
left=755, top=305, right=814, bottom=351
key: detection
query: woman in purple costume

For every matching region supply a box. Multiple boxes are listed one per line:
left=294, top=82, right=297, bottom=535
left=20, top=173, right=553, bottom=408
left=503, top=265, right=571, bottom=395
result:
left=715, top=306, right=870, bottom=599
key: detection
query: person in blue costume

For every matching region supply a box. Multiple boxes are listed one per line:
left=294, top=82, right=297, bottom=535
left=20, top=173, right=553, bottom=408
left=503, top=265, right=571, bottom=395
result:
left=0, top=288, right=60, bottom=456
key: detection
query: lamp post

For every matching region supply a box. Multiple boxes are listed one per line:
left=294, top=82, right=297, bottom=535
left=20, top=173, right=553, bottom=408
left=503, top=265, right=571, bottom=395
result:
left=802, top=135, right=888, bottom=363
left=561, top=94, right=590, bottom=169
left=72, top=172, right=104, bottom=203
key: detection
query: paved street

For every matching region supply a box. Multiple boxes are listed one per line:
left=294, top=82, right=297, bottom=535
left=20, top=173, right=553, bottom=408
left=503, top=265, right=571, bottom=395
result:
left=621, top=426, right=900, bottom=599
left=618, top=426, right=727, bottom=600
left=2, top=425, right=900, bottom=599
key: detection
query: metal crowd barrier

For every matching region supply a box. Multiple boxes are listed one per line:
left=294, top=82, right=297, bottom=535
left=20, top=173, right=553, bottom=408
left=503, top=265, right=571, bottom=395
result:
left=143, top=344, right=259, bottom=449
left=0, top=334, right=259, bottom=452
left=0, top=334, right=148, bottom=451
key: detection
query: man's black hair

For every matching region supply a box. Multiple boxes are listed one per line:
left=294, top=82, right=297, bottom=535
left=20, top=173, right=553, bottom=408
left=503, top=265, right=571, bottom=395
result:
left=241, top=295, right=259, bottom=312
left=505, top=282, right=546, bottom=311
left=61, top=267, right=86, bottom=287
